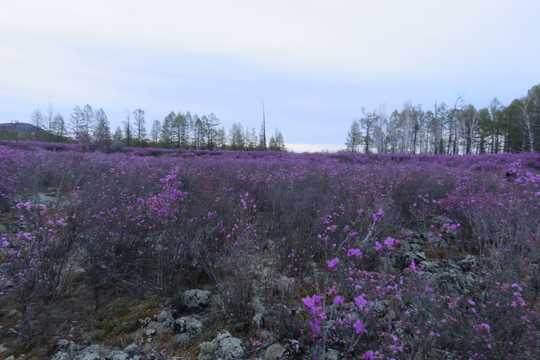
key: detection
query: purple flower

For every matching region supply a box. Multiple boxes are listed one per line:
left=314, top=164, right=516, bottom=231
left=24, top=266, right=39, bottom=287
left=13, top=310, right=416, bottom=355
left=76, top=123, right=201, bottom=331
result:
left=327, top=257, right=339, bottom=270
left=353, top=319, right=367, bottom=334
left=348, top=231, right=358, bottom=237
left=354, top=294, right=368, bottom=309
left=373, top=241, right=383, bottom=251
left=409, top=259, right=417, bottom=272
left=302, top=296, right=315, bottom=310
left=384, top=236, right=396, bottom=248
left=333, top=295, right=345, bottom=305
left=363, top=351, right=375, bottom=360
left=347, top=248, right=362, bottom=258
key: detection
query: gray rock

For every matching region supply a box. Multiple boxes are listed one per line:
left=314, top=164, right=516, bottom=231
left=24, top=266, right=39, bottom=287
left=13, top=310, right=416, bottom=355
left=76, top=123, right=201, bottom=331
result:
left=264, top=343, right=284, bottom=360
left=57, top=339, right=80, bottom=353
left=277, top=339, right=303, bottom=360
left=173, top=316, right=203, bottom=338
left=154, top=310, right=174, bottom=325
left=51, top=351, right=70, bottom=360
left=106, top=351, right=129, bottom=360
left=74, top=345, right=101, bottom=360
left=323, top=349, right=340, bottom=360
left=214, top=331, right=246, bottom=360
left=123, top=344, right=138, bottom=356
left=198, top=331, right=245, bottom=360
left=251, top=297, right=265, bottom=328
left=182, top=289, right=212, bottom=311
left=198, top=341, right=219, bottom=360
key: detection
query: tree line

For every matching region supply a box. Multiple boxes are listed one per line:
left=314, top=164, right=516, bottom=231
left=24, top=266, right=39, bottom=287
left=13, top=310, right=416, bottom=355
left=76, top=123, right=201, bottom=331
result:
left=23, top=105, right=286, bottom=151
left=345, top=83, right=540, bottom=154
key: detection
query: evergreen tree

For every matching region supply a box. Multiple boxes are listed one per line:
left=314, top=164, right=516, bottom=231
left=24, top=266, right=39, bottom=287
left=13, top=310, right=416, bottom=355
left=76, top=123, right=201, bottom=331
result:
left=345, top=120, right=362, bottom=153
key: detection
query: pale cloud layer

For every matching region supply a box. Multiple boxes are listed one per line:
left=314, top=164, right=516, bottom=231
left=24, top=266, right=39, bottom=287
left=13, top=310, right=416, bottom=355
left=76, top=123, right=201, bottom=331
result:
left=1, top=0, right=539, bottom=151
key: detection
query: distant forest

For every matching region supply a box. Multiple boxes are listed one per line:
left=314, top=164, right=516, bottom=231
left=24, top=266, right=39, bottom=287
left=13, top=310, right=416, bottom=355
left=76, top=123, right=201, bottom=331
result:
left=1, top=105, right=286, bottom=152
left=2, top=83, right=539, bottom=154
left=345, top=83, right=540, bottom=154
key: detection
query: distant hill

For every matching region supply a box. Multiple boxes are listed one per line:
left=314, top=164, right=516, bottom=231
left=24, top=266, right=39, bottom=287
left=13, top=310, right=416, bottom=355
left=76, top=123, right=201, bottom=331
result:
left=0, top=122, right=70, bottom=142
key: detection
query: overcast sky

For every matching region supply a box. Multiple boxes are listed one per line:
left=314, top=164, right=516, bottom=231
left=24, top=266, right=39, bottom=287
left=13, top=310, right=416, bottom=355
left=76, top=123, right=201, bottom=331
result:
left=1, top=0, right=539, bottom=152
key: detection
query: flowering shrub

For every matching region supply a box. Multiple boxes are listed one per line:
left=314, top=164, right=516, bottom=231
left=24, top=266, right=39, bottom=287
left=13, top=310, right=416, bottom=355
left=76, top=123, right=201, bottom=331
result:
left=0, top=144, right=538, bottom=357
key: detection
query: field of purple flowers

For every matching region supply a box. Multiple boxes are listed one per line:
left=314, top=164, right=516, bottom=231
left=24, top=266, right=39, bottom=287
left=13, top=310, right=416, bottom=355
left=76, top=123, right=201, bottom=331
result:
left=0, top=142, right=539, bottom=359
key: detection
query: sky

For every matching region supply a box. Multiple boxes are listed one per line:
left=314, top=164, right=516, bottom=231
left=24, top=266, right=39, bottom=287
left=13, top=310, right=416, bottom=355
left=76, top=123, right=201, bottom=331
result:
left=1, top=0, right=539, bottom=152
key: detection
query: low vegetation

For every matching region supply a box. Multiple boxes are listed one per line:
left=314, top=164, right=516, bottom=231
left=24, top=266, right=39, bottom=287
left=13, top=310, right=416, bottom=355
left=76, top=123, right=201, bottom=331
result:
left=0, top=142, right=538, bottom=359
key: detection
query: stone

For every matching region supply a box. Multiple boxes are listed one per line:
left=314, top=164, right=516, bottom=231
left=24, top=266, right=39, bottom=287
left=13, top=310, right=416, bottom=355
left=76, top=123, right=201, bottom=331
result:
left=214, top=331, right=246, bottom=360
left=74, top=345, right=101, bottom=360
left=278, top=339, right=303, bottom=360
left=154, top=310, right=174, bottom=325
left=264, top=343, right=284, bottom=360
left=57, top=339, right=80, bottom=353
left=123, top=344, right=138, bottom=356
left=106, top=350, right=129, bottom=360
left=197, top=341, right=218, bottom=360
left=51, top=352, right=70, bottom=360
left=182, top=289, right=212, bottom=311
left=173, top=316, right=203, bottom=338
left=198, top=331, right=245, bottom=360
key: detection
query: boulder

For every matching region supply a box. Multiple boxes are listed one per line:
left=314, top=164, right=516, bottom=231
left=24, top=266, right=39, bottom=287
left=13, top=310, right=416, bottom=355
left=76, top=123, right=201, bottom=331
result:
left=123, top=344, right=138, bottom=357
left=51, top=352, right=70, bottom=360
left=198, top=331, right=245, bottom=360
left=74, top=345, right=101, bottom=360
left=173, top=316, right=203, bottom=338
left=182, top=289, right=212, bottom=311
left=105, top=350, right=129, bottom=360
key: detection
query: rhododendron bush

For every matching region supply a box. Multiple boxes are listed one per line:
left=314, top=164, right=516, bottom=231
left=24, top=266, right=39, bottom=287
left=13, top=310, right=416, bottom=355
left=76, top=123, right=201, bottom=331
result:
left=0, top=143, right=538, bottom=358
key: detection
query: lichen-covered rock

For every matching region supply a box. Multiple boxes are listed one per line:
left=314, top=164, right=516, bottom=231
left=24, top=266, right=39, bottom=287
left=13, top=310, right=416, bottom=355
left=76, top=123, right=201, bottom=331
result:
left=264, top=343, right=284, bottom=360
left=182, top=289, right=212, bottom=311
left=105, top=350, right=129, bottom=360
left=214, top=331, right=245, bottom=360
left=197, top=340, right=218, bottom=360
left=57, top=339, right=80, bottom=354
left=51, top=351, right=70, bottom=360
left=198, top=331, right=245, bottom=360
left=154, top=310, right=174, bottom=325
left=173, top=316, right=203, bottom=338
left=74, top=345, right=101, bottom=360
left=123, top=344, right=138, bottom=357
left=278, top=339, right=303, bottom=360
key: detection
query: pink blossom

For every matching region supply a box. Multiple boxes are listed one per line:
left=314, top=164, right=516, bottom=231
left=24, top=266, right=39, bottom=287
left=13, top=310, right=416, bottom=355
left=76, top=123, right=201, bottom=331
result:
left=376, top=208, right=384, bottom=217
left=348, top=231, right=359, bottom=237
left=347, top=248, right=362, bottom=258
left=468, top=299, right=475, bottom=306
left=353, top=319, right=367, bottom=334
left=354, top=294, right=368, bottom=309
left=373, top=241, right=383, bottom=251
left=384, top=236, right=396, bottom=248
left=409, top=259, right=417, bottom=272
left=333, top=295, right=345, bottom=305
left=363, top=350, right=375, bottom=359
left=302, top=296, right=315, bottom=310
left=371, top=213, right=377, bottom=222
left=327, top=257, right=339, bottom=270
